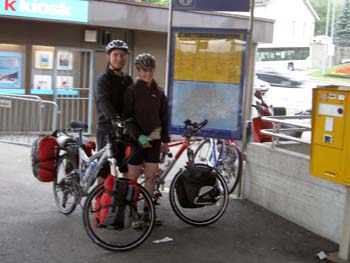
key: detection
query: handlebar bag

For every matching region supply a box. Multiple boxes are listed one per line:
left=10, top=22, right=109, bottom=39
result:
left=31, top=135, right=58, bottom=182
left=175, top=165, right=219, bottom=208
left=99, top=176, right=139, bottom=229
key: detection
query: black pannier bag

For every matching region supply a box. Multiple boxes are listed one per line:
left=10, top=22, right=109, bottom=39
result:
left=175, top=165, right=220, bottom=208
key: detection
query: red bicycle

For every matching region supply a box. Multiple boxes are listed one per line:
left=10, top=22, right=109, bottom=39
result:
left=141, top=119, right=229, bottom=226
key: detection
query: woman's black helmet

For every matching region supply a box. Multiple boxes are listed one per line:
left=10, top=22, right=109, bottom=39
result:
left=135, top=53, right=156, bottom=70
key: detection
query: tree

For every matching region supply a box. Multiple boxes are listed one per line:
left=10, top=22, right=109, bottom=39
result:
left=334, top=0, right=350, bottom=45
left=309, top=0, right=346, bottom=36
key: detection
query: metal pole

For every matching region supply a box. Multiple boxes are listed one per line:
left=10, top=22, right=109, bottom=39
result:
left=322, top=0, right=332, bottom=74
left=238, top=0, right=255, bottom=198
left=52, top=48, right=58, bottom=131
left=328, top=0, right=337, bottom=67
left=331, top=0, right=337, bottom=39
left=338, top=186, right=350, bottom=260
left=164, top=0, right=174, bottom=94
left=88, top=50, right=95, bottom=135
left=326, top=0, right=332, bottom=36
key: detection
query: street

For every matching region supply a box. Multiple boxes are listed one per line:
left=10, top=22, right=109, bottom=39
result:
left=0, top=142, right=338, bottom=263
left=263, top=71, right=350, bottom=115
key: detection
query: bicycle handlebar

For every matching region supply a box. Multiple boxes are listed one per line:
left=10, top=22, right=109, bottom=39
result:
left=110, top=116, right=136, bottom=141
left=183, top=119, right=208, bottom=137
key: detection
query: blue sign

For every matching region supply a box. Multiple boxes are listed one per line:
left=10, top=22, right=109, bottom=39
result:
left=173, top=0, right=250, bottom=12
left=0, top=0, right=88, bottom=23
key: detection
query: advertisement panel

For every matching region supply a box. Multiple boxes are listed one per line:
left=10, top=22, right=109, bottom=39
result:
left=0, top=51, right=24, bottom=94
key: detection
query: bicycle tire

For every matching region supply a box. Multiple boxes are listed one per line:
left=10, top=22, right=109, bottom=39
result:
left=218, top=144, right=242, bottom=194
left=53, top=155, right=79, bottom=215
left=82, top=182, right=155, bottom=252
left=169, top=164, right=229, bottom=226
left=193, top=138, right=212, bottom=165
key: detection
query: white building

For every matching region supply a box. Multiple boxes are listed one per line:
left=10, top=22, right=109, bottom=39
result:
left=255, top=0, right=320, bottom=48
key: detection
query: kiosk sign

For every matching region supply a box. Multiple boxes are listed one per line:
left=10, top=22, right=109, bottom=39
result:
left=0, top=0, right=88, bottom=22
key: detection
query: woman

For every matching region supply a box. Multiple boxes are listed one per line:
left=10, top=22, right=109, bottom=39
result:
left=123, top=53, right=170, bottom=225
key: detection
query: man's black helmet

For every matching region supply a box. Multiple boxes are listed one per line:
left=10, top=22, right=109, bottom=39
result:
left=105, top=40, right=128, bottom=54
left=135, top=53, right=156, bottom=70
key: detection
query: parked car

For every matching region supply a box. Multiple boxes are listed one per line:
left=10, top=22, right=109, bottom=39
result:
left=313, top=35, right=332, bottom=44
left=256, top=68, right=304, bottom=87
left=254, top=77, right=270, bottom=95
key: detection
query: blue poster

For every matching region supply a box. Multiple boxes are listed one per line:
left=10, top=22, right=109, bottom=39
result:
left=0, top=52, right=24, bottom=94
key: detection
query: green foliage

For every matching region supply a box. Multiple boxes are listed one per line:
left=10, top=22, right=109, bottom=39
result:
left=309, top=0, right=346, bottom=36
left=334, top=0, right=350, bottom=46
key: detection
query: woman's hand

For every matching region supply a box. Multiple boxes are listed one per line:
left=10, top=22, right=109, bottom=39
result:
left=161, top=143, right=169, bottom=153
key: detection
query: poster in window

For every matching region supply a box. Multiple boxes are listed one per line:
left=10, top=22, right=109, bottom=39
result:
left=35, top=50, right=53, bottom=69
left=57, top=51, right=73, bottom=70
left=0, top=52, right=22, bottom=89
left=57, top=76, right=73, bottom=90
left=33, top=75, right=52, bottom=90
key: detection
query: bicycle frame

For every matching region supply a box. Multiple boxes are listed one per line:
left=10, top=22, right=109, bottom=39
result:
left=156, top=138, right=200, bottom=187
left=206, top=139, right=239, bottom=168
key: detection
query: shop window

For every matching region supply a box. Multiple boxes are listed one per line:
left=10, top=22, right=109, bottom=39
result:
left=0, top=44, right=26, bottom=94
left=31, top=46, right=80, bottom=96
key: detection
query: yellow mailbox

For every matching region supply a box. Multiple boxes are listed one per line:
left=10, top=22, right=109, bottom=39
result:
left=311, top=85, right=350, bottom=185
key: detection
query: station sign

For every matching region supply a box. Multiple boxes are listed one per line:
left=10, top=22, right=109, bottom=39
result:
left=173, top=0, right=250, bottom=12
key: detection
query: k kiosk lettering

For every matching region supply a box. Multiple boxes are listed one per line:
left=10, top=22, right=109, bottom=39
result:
left=0, top=0, right=88, bottom=22
left=5, top=0, right=72, bottom=17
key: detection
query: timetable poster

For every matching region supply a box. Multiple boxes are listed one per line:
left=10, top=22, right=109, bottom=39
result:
left=168, top=28, right=247, bottom=139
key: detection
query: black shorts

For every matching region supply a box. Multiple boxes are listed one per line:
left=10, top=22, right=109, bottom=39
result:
left=96, top=127, right=128, bottom=178
left=128, top=140, right=161, bottom=165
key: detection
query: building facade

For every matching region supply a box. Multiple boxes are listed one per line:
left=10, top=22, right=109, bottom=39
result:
left=0, top=0, right=274, bottom=133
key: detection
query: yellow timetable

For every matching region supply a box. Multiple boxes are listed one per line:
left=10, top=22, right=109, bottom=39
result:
left=173, top=33, right=245, bottom=84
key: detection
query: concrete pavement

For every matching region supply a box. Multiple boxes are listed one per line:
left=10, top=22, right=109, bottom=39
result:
left=0, top=142, right=338, bottom=263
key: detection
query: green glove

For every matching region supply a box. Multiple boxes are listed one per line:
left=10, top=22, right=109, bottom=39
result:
left=138, top=134, right=150, bottom=145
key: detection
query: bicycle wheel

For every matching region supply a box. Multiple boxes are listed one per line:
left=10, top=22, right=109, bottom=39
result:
left=169, top=164, right=229, bottom=226
left=218, top=144, right=242, bottom=194
left=53, top=155, right=79, bottom=215
left=83, top=182, right=155, bottom=252
left=193, top=139, right=212, bottom=165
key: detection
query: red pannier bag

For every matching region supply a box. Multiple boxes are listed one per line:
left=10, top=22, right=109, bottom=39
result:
left=31, top=135, right=58, bottom=182
left=98, top=176, right=140, bottom=229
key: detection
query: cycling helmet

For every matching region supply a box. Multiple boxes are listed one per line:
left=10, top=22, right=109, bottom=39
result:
left=135, top=53, right=156, bottom=70
left=105, top=40, right=128, bottom=54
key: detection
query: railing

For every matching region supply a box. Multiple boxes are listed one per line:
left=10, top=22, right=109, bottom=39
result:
left=260, top=115, right=312, bottom=145
left=0, top=94, right=59, bottom=146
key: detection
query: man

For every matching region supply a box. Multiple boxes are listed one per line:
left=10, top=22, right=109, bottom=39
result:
left=95, top=40, right=133, bottom=180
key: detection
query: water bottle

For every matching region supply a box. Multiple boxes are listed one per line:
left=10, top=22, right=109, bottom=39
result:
left=83, top=161, right=97, bottom=184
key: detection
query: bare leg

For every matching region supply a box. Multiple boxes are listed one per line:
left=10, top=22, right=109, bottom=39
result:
left=143, top=162, right=159, bottom=198
left=127, top=164, right=142, bottom=181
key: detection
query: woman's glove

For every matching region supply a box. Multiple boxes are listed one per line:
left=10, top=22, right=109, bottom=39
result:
left=138, top=135, right=152, bottom=148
